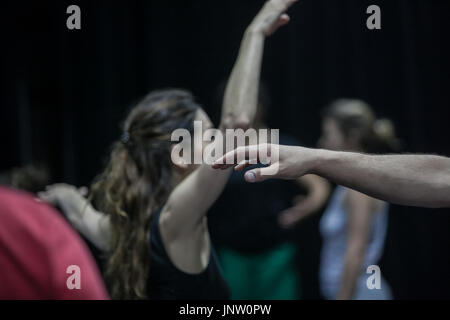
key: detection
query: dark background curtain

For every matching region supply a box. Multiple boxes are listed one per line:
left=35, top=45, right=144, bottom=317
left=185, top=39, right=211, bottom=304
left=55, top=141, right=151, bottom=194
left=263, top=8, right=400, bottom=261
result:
left=1, top=0, right=450, bottom=299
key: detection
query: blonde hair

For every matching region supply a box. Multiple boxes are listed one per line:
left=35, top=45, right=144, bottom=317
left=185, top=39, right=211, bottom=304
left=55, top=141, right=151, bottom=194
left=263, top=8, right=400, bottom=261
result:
left=323, top=99, right=401, bottom=153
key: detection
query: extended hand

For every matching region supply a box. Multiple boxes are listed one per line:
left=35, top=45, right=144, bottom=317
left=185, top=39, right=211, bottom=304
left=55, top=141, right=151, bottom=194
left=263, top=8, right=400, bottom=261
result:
left=212, top=144, right=317, bottom=183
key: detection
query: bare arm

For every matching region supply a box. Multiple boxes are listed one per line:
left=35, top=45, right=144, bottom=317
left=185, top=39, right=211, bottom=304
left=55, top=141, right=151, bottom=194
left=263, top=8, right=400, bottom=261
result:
left=279, top=174, right=330, bottom=228
left=336, top=190, right=377, bottom=300
left=313, top=151, right=450, bottom=208
left=213, top=145, right=450, bottom=208
left=220, top=0, right=296, bottom=130
left=160, top=1, right=298, bottom=273
left=162, top=0, right=298, bottom=237
left=38, top=184, right=111, bottom=252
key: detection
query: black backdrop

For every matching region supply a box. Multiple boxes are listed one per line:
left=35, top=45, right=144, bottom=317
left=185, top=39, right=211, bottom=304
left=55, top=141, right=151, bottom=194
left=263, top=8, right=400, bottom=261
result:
left=1, top=0, right=450, bottom=299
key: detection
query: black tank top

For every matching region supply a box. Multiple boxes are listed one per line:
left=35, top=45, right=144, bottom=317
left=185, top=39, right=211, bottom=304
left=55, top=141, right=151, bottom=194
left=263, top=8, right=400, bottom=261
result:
left=147, top=209, right=230, bottom=300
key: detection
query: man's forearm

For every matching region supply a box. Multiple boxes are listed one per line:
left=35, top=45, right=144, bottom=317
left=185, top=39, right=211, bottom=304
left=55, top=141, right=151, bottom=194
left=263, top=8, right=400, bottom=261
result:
left=310, top=150, right=450, bottom=208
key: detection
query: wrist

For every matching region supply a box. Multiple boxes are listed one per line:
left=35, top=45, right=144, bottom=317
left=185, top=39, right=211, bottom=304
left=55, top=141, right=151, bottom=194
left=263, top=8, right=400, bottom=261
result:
left=245, top=22, right=266, bottom=37
left=304, top=148, right=334, bottom=175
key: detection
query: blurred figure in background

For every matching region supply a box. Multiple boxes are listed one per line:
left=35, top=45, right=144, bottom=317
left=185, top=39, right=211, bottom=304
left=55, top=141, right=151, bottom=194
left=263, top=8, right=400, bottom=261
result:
left=0, top=164, right=50, bottom=195
left=0, top=165, right=106, bottom=272
left=0, top=187, right=108, bottom=300
left=292, top=99, right=400, bottom=300
left=208, top=82, right=330, bottom=299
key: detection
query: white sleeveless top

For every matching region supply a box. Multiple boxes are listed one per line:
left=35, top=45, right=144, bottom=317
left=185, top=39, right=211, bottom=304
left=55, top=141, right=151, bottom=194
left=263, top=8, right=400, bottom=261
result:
left=319, top=186, right=389, bottom=299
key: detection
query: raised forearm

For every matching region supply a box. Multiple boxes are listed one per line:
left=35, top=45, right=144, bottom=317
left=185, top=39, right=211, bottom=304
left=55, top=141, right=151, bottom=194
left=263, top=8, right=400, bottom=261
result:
left=311, top=150, right=450, bottom=208
left=220, top=29, right=265, bottom=130
left=220, top=0, right=297, bottom=129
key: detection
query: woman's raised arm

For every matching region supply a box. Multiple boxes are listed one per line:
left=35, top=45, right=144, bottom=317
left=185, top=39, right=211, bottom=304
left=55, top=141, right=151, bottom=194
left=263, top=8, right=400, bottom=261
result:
left=162, top=0, right=298, bottom=240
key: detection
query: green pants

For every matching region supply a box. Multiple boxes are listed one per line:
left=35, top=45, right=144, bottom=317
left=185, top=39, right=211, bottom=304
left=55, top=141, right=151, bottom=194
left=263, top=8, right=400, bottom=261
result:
left=218, top=243, right=301, bottom=300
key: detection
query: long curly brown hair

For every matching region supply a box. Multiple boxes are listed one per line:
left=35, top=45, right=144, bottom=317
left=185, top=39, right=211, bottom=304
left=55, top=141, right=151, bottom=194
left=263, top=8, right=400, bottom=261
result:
left=90, top=89, right=199, bottom=299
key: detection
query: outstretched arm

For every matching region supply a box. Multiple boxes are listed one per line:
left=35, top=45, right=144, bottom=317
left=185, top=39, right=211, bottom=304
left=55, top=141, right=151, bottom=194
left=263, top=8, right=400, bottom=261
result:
left=213, top=144, right=450, bottom=208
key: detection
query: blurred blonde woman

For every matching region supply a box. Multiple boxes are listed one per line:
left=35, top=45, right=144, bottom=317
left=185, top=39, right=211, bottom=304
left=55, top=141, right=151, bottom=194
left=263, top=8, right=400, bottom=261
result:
left=316, top=99, right=399, bottom=300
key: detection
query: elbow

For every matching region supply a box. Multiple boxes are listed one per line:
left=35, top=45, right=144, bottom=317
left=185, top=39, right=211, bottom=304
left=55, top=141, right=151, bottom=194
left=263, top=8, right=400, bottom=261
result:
left=221, top=114, right=251, bottom=131
left=235, top=114, right=251, bottom=131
